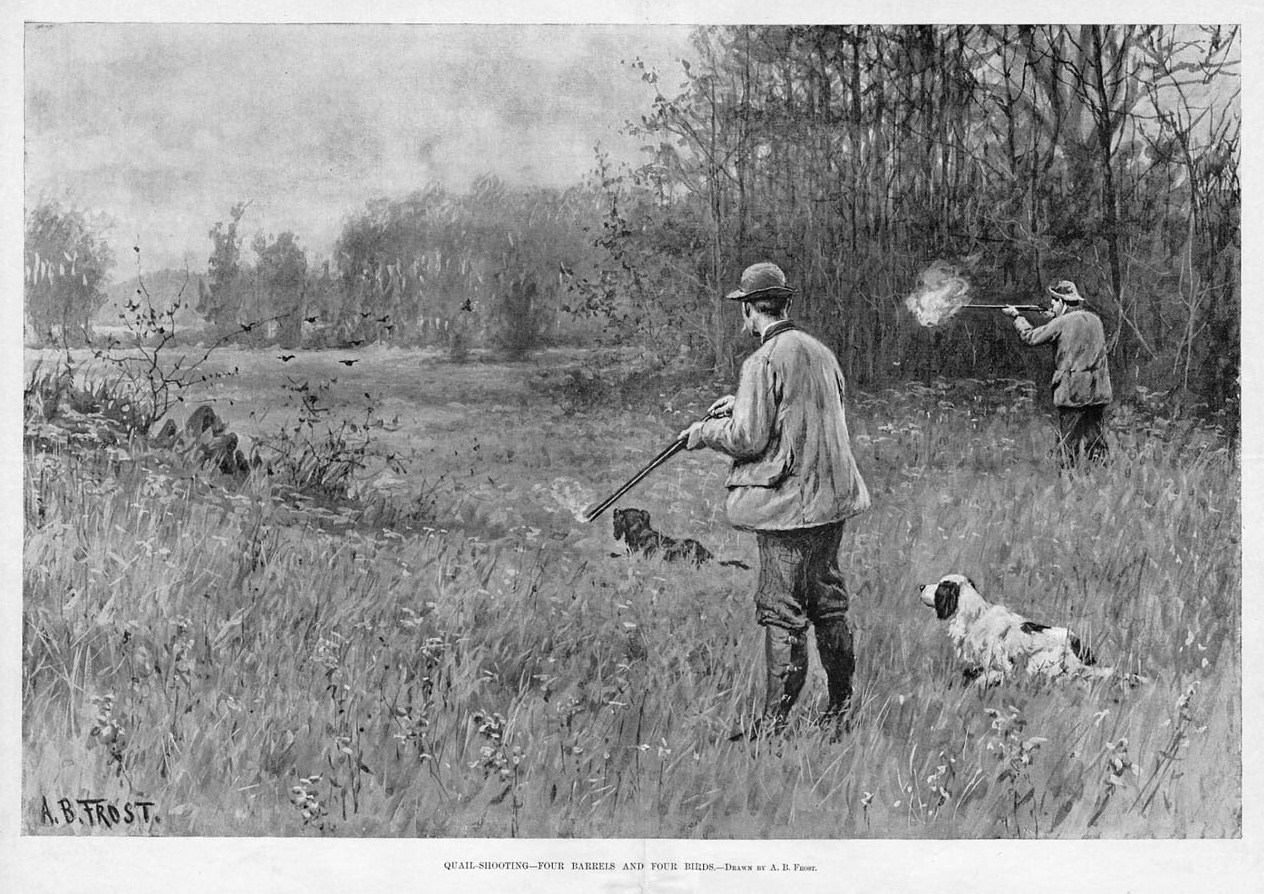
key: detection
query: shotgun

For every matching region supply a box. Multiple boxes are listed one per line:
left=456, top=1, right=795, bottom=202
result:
left=960, top=304, right=1044, bottom=312
left=583, top=437, right=688, bottom=523
left=584, top=408, right=724, bottom=523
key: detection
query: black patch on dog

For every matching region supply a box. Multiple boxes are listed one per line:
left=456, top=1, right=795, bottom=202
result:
left=962, top=665, right=984, bottom=682
left=1069, top=634, right=1096, bottom=666
left=1021, top=622, right=1097, bottom=666
left=933, top=580, right=960, bottom=620
left=613, top=507, right=716, bottom=566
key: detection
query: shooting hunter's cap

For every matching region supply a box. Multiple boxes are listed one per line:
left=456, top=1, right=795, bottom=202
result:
left=1048, top=280, right=1084, bottom=303
left=726, top=262, right=796, bottom=301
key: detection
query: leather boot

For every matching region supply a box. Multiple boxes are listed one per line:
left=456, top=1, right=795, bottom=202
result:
left=815, top=619, right=855, bottom=726
left=728, top=627, right=809, bottom=742
left=761, top=625, right=809, bottom=730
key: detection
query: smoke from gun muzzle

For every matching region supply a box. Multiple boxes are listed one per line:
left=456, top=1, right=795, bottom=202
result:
left=904, top=261, right=973, bottom=327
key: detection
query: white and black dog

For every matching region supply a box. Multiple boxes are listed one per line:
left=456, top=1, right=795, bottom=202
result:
left=919, top=573, right=1145, bottom=687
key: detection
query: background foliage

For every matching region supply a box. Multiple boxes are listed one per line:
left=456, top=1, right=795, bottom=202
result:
left=24, top=199, right=116, bottom=345
left=27, top=26, right=1239, bottom=421
left=628, top=25, right=1239, bottom=408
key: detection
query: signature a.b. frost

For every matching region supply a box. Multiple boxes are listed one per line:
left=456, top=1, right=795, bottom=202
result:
left=39, top=796, right=157, bottom=830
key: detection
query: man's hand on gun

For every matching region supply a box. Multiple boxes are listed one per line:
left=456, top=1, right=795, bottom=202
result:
left=1001, top=305, right=1054, bottom=320
left=706, top=394, right=735, bottom=418
left=678, top=394, right=734, bottom=449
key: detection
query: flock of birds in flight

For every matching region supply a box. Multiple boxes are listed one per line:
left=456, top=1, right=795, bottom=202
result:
left=261, top=303, right=473, bottom=367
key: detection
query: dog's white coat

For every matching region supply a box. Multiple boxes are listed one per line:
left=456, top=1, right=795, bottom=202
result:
left=919, top=573, right=1142, bottom=686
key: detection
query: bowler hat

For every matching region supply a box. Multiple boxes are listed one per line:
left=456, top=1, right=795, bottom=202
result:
left=1048, top=280, right=1084, bottom=303
left=726, top=262, right=796, bottom=301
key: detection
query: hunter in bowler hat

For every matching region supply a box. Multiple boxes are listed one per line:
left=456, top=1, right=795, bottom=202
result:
left=679, top=262, right=870, bottom=738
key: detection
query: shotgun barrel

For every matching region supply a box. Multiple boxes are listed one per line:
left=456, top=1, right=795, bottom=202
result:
left=584, top=436, right=689, bottom=523
left=960, top=304, right=1043, bottom=311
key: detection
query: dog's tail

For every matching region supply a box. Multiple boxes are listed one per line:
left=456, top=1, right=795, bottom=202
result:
left=718, top=559, right=752, bottom=570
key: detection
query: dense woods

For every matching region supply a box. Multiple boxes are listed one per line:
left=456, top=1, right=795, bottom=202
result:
left=27, top=25, right=1239, bottom=414
left=627, top=24, right=1239, bottom=410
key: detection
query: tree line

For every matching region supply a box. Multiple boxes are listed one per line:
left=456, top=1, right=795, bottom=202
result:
left=25, top=25, right=1239, bottom=413
left=628, top=25, right=1238, bottom=406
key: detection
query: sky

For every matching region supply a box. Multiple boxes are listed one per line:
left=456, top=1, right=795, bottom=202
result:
left=24, top=23, right=696, bottom=279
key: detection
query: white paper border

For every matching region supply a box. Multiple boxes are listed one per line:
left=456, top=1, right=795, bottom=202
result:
left=2, top=3, right=1258, bottom=892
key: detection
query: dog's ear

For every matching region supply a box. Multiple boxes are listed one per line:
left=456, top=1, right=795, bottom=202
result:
left=612, top=511, right=626, bottom=540
left=934, top=580, right=960, bottom=620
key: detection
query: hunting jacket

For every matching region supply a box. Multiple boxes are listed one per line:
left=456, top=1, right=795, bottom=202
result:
left=690, top=321, right=871, bottom=532
left=1013, top=308, right=1113, bottom=408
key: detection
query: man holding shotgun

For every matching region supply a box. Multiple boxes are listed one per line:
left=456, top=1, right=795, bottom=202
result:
left=677, top=262, right=871, bottom=739
left=1002, top=280, right=1113, bottom=466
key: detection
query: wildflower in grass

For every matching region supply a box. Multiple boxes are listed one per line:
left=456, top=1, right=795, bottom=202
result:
left=555, top=696, right=583, bottom=725
left=314, top=633, right=344, bottom=671
left=397, top=606, right=424, bottom=630
left=390, top=705, right=430, bottom=750
left=289, top=774, right=328, bottom=828
left=1088, top=736, right=1139, bottom=827
left=1128, top=681, right=1209, bottom=817
left=31, top=452, right=62, bottom=478
left=926, top=763, right=952, bottom=808
left=88, top=692, right=128, bottom=767
left=505, top=745, right=524, bottom=779
left=140, top=472, right=173, bottom=499
left=420, top=636, right=446, bottom=659
left=1103, top=737, right=1139, bottom=789
left=170, top=617, right=196, bottom=686
left=985, top=705, right=1045, bottom=836
left=470, top=710, right=522, bottom=780
left=1176, top=681, right=1200, bottom=721
left=81, top=476, right=120, bottom=498
left=474, top=711, right=506, bottom=742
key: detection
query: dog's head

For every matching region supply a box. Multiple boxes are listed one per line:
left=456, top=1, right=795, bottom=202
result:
left=918, top=573, right=978, bottom=621
left=612, top=507, right=652, bottom=543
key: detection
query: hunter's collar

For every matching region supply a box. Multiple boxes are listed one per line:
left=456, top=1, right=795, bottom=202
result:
left=760, top=319, right=796, bottom=344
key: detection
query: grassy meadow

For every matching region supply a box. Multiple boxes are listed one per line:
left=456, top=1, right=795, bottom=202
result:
left=22, top=345, right=1241, bottom=837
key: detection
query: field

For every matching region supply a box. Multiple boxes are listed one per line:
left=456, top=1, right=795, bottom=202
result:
left=21, top=345, right=1241, bottom=838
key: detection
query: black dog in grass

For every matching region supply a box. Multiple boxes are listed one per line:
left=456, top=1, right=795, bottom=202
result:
left=612, top=508, right=750, bottom=569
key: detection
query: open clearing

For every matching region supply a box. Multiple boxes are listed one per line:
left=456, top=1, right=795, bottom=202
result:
left=23, top=346, right=1240, bottom=837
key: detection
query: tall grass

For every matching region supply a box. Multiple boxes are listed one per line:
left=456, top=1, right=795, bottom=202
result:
left=22, top=359, right=1240, bottom=838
